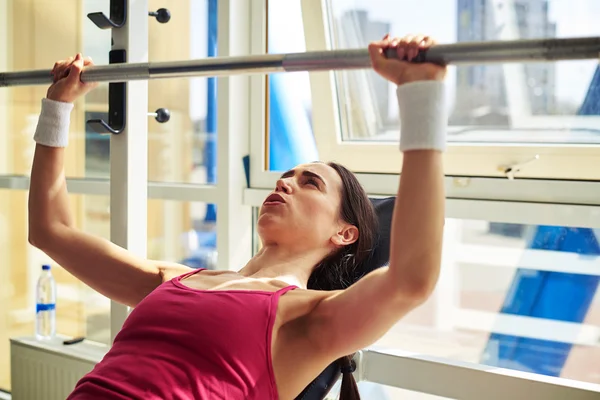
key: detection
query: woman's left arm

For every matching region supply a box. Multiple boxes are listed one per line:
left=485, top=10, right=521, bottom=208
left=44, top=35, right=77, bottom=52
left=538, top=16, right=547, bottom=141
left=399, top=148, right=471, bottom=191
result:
left=306, top=35, right=447, bottom=360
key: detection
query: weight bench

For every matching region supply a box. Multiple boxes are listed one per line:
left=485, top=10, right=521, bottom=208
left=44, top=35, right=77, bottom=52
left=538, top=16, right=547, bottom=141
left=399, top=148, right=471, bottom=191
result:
left=295, top=197, right=395, bottom=399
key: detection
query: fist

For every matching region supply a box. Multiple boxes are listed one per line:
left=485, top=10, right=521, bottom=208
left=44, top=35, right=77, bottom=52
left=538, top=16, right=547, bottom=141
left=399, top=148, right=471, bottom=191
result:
left=368, top=34, right=446, bottom=86
left=46, top=53, right=99, bottom=103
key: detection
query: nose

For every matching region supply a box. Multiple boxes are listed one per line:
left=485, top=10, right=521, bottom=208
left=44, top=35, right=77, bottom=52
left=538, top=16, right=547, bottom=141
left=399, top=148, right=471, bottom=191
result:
left=275, top=178, right=292, bottom=194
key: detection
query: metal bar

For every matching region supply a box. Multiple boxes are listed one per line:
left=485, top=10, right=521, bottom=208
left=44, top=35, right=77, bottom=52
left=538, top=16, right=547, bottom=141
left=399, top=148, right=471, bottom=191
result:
left=1, top=36, right=599, bottom=87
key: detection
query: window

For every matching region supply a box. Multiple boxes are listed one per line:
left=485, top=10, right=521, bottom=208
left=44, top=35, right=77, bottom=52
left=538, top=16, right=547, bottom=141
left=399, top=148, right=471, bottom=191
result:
left=147, top=0, right=219, bottom=186
left=148, top=199, right=217, bottom=270
left=81, top=0, right=220, bottom=185
left=83, top=0, right=111, bottom=179
left=266, top=0, right=317, bottom=172
left=374, top=218, right=600, bottom=385
left=0, top=191, right=111, bottom=391
left=1, top=0, right=109, bottom=179
left=301, top=0, right=600, bottom=180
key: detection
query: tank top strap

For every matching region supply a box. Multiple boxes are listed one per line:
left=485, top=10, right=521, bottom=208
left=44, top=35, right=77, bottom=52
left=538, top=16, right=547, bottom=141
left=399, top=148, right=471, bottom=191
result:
left=176, top=267, right=206, bottom=281
left=273, top=285, right=298, bottom=298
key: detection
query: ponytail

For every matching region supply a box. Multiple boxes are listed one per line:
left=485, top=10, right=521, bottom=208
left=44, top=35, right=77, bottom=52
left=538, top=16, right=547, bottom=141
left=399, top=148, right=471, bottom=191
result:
left=338, top=355, right=360, bottom=400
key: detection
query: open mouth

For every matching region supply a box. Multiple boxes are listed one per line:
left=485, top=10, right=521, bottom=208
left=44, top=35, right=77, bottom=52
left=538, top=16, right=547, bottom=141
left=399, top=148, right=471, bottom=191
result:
left=263, top=193, right=286, bottom=205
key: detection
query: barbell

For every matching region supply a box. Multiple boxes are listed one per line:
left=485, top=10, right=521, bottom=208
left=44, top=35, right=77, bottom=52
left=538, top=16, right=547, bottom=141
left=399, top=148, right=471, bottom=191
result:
left=1, top=37, right=599, bottom=88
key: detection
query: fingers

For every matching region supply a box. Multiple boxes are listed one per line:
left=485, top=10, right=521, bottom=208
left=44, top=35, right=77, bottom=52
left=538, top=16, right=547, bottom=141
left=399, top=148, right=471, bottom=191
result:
left=51, top=56, right=74, bottom=82
left=66, top=55, right=85, bottom=85
left=51, top=54, right=93, bottom=84
left=398, top=34, right=430, bottom=61
left=83, top=56, right=94, bottom=67
left=369, top=34, right=436, bottom=66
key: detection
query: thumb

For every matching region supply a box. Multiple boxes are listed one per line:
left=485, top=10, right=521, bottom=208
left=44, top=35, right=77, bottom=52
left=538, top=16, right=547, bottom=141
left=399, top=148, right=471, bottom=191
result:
left=368, top=39, right=389, bottom=70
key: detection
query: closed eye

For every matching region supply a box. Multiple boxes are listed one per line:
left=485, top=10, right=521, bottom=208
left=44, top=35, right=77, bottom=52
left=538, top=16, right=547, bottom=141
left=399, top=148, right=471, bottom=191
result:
left=306, top=178, right=319, bottom=187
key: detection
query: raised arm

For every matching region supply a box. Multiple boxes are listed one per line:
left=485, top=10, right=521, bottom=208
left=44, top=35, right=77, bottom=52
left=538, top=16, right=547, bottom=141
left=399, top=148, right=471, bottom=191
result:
left=28, top=54, right=192, bottom=307
left=307, top=35, right=447, bottom=359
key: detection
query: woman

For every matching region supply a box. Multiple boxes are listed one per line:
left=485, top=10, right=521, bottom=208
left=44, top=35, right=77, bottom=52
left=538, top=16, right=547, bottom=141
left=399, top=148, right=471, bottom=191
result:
left=28, top=34, right=447, bottom=400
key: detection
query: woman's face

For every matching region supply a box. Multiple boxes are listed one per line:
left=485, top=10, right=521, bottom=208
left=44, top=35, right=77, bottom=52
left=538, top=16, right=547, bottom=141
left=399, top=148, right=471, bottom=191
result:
left=257, top=163, right=356, bottom=251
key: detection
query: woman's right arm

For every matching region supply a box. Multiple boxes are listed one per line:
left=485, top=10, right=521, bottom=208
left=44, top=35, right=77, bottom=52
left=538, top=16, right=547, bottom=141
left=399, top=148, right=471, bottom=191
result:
left=29, top=54, right=192, bottom=307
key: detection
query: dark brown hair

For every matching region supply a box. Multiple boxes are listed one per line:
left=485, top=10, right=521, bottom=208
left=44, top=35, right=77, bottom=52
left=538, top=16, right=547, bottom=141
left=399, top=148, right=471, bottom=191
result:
left=307, top=162, right=378, bottom=400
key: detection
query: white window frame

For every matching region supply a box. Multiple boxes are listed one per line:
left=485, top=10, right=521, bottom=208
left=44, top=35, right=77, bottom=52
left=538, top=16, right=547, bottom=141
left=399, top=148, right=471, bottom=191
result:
left=299, top=0, right=600, bottom=182
left=355, top=348, right=600, bottom=399
left=248, top=0, right=600, bottom=209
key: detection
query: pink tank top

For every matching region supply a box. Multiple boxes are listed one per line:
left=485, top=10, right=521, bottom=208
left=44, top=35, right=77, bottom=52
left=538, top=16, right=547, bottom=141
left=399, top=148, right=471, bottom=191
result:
left=67, top=269, right=297, bottom=399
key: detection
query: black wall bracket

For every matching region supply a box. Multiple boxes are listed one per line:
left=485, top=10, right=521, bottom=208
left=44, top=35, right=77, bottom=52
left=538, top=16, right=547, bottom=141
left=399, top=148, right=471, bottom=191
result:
left=150, top=108, right=171, bottom=123
left=87, top=0, right=127, bottom=30
left=87, top=50, right=127, bottom=135
left=148, top=8, right=171, bottom=24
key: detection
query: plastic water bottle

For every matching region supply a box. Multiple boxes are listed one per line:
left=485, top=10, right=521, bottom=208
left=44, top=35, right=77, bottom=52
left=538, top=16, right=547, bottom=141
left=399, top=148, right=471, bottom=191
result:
left=35, top=264, right=56, bottom=340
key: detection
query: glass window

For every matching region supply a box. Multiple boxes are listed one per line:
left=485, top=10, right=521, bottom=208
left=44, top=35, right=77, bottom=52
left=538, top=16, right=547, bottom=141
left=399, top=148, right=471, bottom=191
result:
left=2, top=0, right=110, bottom=179
left=0, top=191, right=111, bottom=391
left=328, top=0, right=600, bottom=144
left=266, top=0, right=317, bottom=172
left=376, top=218, right=600, bottom=385
left=148, top=199, right=217, bottom=270
left=147, top=0, right=219, bottom=186
left=2, top=1, right=220, bottom=183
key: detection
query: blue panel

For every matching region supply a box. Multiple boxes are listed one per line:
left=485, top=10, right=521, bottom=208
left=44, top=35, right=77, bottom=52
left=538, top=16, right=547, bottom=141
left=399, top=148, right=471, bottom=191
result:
left=481, top=66, right=600, bottom=376
left=579, top=66, right=600, bottom=115
left=204, top=0, right=218, bottom=223
left=268, top=74, right=318, bottom=171
left=483, top=227, right=600, bottom=375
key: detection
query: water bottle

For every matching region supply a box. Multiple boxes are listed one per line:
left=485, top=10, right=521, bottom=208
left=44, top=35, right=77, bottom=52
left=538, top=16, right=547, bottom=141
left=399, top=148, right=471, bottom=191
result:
left=35, top=264, right=56, bottom=340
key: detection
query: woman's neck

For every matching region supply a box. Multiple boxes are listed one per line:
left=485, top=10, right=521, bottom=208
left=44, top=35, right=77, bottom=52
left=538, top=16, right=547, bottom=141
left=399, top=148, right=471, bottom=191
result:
left=239, top=245, right=328, bottom=289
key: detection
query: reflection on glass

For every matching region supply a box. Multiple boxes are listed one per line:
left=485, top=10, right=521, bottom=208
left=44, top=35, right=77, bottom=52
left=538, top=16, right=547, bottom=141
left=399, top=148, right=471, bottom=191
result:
left=329, top=0, right=600, bottom=144
left=0, top=191, right=111, bottom=391
left=375, top=218, right=600, bottom=385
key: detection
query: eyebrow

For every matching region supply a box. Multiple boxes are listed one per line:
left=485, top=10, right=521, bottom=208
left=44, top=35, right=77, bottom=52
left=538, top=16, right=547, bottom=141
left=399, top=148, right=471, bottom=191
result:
left=280, top=169, right=327, bottom=187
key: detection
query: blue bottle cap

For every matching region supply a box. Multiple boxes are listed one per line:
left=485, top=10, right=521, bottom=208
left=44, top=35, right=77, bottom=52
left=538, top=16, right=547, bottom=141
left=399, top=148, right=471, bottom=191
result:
left=42, top=264, right=51, bottom=271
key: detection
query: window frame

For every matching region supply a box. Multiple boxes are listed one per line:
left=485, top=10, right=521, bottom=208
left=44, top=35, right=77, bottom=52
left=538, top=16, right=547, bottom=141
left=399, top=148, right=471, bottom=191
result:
left=299, top=0, right=600, bottom=181
left=357, top=348, right=600, bottom=399
left=249, top=0, right=600, bottom=209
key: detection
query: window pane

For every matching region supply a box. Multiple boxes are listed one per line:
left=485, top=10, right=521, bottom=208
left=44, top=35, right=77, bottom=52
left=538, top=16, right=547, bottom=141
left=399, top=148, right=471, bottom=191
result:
left=376, top=218, right=600, bottom=385
left=148, top=0, right=219, bottom=185
left=1, top=1, right=111, bottom=179
left=267, top=1, right=317, bottom=172
left=148, top=199, right=217, bottom=270
left=328, top=0, right=600, bottom=144
left=0, top=190, right=111, bottom=391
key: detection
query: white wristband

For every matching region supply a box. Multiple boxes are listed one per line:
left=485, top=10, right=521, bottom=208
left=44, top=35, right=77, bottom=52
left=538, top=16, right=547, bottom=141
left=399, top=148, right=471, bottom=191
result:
left=396, top=81, right=448, bottom=152
left=33, top=98, right=74, bottom=148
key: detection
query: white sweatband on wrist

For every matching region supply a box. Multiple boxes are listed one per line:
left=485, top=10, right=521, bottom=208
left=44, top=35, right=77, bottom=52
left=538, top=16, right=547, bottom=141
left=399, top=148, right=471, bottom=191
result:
left=396, top=81, right=448, bottom=152
left=33, top=98, right=74, bottom=148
